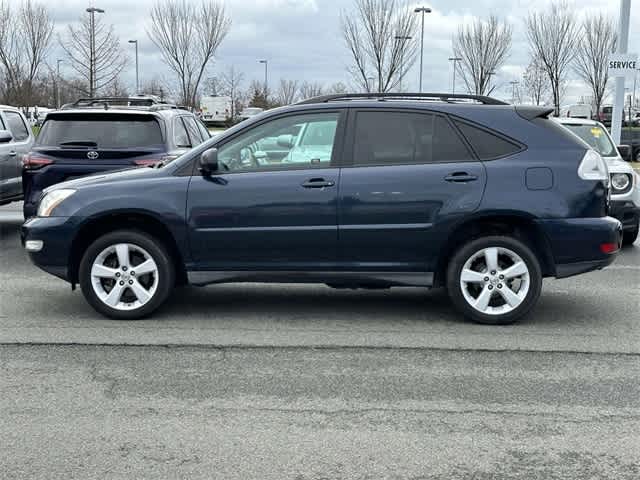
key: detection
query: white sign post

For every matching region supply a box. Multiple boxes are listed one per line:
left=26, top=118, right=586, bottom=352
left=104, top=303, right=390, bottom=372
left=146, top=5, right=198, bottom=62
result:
left=610, top=0, right=631, bottom=145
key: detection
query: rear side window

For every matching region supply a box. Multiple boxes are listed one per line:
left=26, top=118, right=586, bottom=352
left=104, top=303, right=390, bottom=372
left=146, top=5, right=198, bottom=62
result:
left=4, top=111, right=29, bottom=141
left=174, top=118, right=190, bottom=147
left=454, top=120, right=521, bottom=160
left=182, top=116, right=203, bottom=145
left=353, top=111, right=474, bottom=167
left=36, top=114, right=163, bottom=148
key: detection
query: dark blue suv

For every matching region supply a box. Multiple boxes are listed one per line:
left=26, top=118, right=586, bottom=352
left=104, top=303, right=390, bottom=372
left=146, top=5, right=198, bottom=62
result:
left=21, top=93, right=622, bottom=324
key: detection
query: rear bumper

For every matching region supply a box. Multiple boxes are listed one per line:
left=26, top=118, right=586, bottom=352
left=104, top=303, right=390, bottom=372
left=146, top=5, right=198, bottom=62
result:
left=535, top=216, right=622, bottom=279
left=609, top=201, right=640, bottom=232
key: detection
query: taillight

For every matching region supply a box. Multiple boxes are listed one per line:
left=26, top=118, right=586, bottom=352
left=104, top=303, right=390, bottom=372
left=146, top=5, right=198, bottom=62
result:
left=134, top=154, right=179, bottom=167
left=134, top=159, right=162, bottom=166
left=600, top=242, right=619, bottom=254
left=578, top=150, right=609, bottom=185
left=22, top=154, right=53, bottom=170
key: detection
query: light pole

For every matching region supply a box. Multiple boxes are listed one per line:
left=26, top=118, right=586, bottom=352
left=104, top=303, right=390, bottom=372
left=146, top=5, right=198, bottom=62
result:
left=128, top=40, right=139, bottom=95
left=414, top=7, right=432, bottom=93
left=56, top=59, right=64, bottom=108
left=394, top=35, right=412, bottom=92
left=367, top=76, right=375, bottom=93
left=86, top=7, right=105, bottom=97
left=448, top=57, right=462, bottom=94
left=259, top=59, right=268, bottom=98
left=611, top=0, right=631, bottom=144
left=510, top=80, right=520, bottom=104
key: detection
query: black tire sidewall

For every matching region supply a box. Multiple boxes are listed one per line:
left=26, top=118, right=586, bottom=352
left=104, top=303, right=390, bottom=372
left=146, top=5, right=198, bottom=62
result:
left=446, top=236, right=543, bottom=325
left=79, top=230, right=175, bottom=320
left=623, top=225, right=639, bottom=246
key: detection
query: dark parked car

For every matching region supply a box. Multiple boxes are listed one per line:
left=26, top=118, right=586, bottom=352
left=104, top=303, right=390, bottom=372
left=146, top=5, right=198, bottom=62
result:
left=0, top=106, right=35, bottom=206
left=22, top=96, right=210, bottom=218
left=22, top=93, right=622, bottom=324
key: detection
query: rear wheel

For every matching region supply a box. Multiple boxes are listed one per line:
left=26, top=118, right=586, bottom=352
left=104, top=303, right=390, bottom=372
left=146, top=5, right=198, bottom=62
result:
left=446, top=236, right=542, bottom=325
left=79, top=230, right=175, bottom=320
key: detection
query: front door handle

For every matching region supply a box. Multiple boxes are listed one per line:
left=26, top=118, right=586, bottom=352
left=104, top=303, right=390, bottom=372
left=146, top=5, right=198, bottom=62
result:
left=302, top=178, right=335, bottom=188
left=8, top=151, right=17, bottom=157
left=445, top=172, right=478, bottom=183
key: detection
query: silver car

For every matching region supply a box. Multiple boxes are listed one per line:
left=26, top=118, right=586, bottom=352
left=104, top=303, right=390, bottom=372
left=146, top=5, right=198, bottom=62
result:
left=0, top=106, right=35, bottom=205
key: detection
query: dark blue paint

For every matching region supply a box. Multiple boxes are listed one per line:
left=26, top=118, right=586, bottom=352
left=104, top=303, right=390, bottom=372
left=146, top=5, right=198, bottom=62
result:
left=22, top=100, right=622, bottom=287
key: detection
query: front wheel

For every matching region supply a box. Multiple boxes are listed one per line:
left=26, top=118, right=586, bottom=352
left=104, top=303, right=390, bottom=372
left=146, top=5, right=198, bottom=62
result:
left=446, top=236, right=542, bottom=325
left=623, top=224, right=639, bottom=246
left=79, top=230, right=175, bottom=320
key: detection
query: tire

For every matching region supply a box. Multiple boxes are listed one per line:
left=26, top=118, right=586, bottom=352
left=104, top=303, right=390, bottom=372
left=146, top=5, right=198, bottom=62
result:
left=79, top=230, right=175, bottom=320
left=446, top=236, right=543, bottom=325
left=623, top=224, right=639, bottom=246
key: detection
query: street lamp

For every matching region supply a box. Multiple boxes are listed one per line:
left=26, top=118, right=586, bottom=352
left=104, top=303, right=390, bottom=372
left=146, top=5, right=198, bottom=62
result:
left=86, top=7, right=105, bottom=97
left=510, top=80, right=520, bottom=104
left=414, top=7, right=432, bottom=93
left=128, top=40, right=139, bottom=95
left=448, top=57, right=462, bottom=95
left=259, top=59, right=268, bottom=97
left=394, top=35, right=412, bottom=92
left=56, top=59, right=64, bottom=109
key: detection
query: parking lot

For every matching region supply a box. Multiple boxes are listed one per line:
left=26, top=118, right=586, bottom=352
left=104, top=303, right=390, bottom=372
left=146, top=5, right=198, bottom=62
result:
left=1, top=202, right=640, bottom=479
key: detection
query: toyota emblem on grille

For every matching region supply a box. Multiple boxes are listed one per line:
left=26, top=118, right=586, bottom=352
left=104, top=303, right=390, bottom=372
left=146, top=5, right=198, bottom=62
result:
left=87, top=151, right=99, bottom=159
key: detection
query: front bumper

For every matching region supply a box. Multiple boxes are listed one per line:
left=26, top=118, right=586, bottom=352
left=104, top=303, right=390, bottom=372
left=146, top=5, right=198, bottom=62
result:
left=609, top=201, right=640, bottom=232
left=21, top=216, right=77, bottom=282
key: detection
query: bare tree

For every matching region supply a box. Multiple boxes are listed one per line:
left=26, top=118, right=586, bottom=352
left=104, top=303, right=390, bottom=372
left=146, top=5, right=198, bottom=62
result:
left=60, top=11, right=128, bottom=97
left=327, top=81, right=349, bottom=94
left=148, top=0, right=231, bottom=109
left=573, top=14, right=617, bottom=118
left=0, top=0, right=53, bottom=105
left=523, top=57, right=550, bottom=105
left=341, top=0, right=417, bottom=93
left=219, top=65, right=245, bottom=119
left=276, top=79, right=299, bottom=106
left=526, top=1, right=579, bottom=115
left=452, top=15, right=512, bottom=97
left=299, top=81, right=324, bottom=100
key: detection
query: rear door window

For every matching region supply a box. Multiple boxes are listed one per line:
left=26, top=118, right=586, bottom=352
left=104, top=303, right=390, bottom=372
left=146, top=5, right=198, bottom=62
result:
left=353, top=111, right=474, bottom=166
left=4, top=111, right=30, bottom=141
left=36, top=114, right=163, bottom=148
left=453, top=120, right=521, bottom=160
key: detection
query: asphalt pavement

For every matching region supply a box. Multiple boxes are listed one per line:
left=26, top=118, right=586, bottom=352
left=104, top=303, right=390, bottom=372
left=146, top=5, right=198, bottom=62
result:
left=1, top=202, right=639, bottom=479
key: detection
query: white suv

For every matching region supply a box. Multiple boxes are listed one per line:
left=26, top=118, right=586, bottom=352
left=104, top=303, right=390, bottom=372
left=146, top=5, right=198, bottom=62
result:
left=555, top=117, right=639, bottom=245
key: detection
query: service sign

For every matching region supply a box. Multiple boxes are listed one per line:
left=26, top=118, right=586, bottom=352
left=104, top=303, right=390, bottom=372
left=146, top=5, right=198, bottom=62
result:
left=608, top=53, right=638, bottom=78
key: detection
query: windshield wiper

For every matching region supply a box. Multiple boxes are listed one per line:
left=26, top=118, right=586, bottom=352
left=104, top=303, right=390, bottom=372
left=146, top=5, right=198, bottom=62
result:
left=59, top=141, right=98, bottom=147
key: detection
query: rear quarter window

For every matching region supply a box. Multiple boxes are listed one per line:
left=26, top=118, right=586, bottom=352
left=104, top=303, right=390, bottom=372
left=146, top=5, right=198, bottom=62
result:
left=454, top=120, right=522, bottom=160
left=36, top=114, right=164, bottom=148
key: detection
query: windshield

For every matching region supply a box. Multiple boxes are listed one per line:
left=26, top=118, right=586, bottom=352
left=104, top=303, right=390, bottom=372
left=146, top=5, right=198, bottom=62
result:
left=563, top=124, right=617, bottom=157
left=36, top=114, right=164, bottom=149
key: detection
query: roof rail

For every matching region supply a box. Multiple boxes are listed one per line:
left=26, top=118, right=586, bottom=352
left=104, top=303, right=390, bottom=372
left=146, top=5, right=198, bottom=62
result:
left=296, top=92, right=509, bottom=106
left=62, top=96, right=176, bottom=110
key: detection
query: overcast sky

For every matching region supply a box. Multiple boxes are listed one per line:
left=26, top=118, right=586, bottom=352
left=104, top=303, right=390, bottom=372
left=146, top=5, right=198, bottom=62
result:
left=47, top=0, right=640, bottom=104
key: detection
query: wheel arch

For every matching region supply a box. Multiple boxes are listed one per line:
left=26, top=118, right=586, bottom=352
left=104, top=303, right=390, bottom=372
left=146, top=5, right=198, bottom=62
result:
left=433, top=212, right=556, bottom=287
left=68, top=210, right=187, bottom=287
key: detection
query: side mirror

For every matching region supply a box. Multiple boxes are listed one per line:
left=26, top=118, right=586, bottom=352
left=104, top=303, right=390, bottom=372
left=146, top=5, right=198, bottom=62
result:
left=199, top=148, right=219, bottom=174
left=277, top=134, right=294, bottom=149
left=0, top=130, right=12, bottom=144
left=617, top=144, right=632, bottom=161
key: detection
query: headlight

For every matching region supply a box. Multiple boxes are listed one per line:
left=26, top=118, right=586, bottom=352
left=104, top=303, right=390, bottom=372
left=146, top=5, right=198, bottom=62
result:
left=37, top=189, right=76, bottom=217
left=611, top=173, right=631, bottom=193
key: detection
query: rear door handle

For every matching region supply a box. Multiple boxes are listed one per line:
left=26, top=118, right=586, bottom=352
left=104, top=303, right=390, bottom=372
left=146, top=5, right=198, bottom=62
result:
left=445, top=172, right=478, bottom=183
left=8, top=151, right=17, bottom=157
left=302, top=178, right=335, bottom=188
